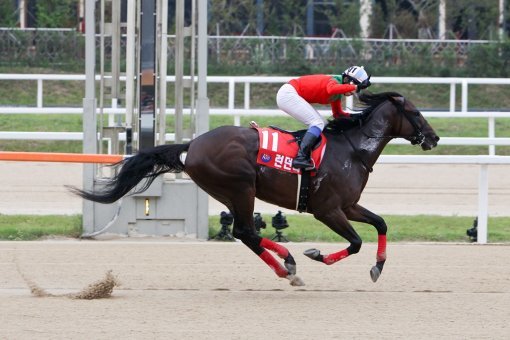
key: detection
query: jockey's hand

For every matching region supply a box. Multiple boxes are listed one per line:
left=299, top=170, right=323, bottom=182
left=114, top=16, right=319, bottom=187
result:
left=357, top=76, right=371, bottom=92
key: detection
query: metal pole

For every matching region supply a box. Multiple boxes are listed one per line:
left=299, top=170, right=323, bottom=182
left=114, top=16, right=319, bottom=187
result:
left=83, top=0, right=97, bottom=234
left=125, top=0, right=136, bottom=154
left=175, top=0, right=184, bottom=144
left=111, top=0, right=121, bottom=120
left=138, top=0, right=157, bottom=151
left=189, top=0, right=197, bottom=130
left=196, top=0, right=210, bottom=239
left=196, top=0, right=209, bottom=136
left=98, top=0, right=105, bottom=154
left=158, top=0, right=168, bottom=145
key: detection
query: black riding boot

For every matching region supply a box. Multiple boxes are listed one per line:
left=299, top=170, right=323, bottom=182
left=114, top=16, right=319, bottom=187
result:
left=292, top=132, right=319, bottom=170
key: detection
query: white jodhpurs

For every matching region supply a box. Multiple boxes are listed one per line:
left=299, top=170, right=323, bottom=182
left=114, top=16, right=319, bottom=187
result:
left=276, top=83, right=325, bottom=130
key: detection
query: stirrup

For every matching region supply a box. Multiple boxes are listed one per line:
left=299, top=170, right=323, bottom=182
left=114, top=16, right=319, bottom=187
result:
left=292, top=158, right=315, bottom=171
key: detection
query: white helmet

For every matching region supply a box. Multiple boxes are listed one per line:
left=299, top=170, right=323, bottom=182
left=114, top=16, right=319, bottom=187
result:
left=342, top=65, right=369, bottom=85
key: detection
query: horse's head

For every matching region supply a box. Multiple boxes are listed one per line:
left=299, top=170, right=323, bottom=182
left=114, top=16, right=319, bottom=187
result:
left=387, top=95, right=440, bottom=150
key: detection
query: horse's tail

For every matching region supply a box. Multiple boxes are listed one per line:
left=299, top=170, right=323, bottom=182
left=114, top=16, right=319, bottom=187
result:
left=68, top=143, right=190, bottom=204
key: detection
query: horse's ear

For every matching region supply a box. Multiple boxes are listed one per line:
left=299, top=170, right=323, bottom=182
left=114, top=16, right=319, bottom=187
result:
left=391, top=96, right=405, bottom=105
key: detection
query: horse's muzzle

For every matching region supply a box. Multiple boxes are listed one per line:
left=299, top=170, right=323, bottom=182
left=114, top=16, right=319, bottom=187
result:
left=421, top=135, right=440, bottom=150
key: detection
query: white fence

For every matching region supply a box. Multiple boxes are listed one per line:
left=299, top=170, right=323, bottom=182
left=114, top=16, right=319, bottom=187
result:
left=1, top=74, right=510, bottom=243
left=1, top=73, right=510, bottom=153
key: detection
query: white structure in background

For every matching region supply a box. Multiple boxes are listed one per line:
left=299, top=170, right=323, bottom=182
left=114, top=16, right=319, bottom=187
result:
left=500, top=0, right=506, bottom=40
left=438, top=0, right=446, bottom=39
left=360, top=0, right=372, bottom=39
left=80, top=0, right=209, bottom=239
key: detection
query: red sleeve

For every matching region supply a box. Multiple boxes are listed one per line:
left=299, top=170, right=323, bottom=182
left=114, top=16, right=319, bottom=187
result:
left=326, top=78, right=357, bottom=96
left=331, top=100, right=349, bottom=118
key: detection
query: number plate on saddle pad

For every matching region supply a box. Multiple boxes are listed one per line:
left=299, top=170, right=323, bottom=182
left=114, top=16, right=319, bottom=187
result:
left=253, top=127, right=327, bottom=175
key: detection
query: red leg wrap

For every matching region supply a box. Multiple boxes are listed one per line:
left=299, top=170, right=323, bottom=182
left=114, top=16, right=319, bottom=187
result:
left=377, top=234, right=387, bottom=262
left=260, top=238, right=289, bottom=259
left=322, top=249, right=349, bottom=265
left=259, top=250, right=288, bottom=278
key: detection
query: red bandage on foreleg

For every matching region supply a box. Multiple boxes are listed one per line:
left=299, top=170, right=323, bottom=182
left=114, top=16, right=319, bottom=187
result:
left=259, top=250, right=288, bottom=278
left=260, top=238, right=289, bottom=259
left=322, top=249, right=349, bottom=265
left=377, top=234, right=387, bottom=262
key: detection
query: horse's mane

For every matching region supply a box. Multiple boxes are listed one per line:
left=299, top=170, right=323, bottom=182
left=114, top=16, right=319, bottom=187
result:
left=324, top=91, right=402, bottom=134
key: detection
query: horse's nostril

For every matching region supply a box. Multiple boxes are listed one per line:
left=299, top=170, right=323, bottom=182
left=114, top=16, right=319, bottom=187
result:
left=435, top=136, right=440, bottom=142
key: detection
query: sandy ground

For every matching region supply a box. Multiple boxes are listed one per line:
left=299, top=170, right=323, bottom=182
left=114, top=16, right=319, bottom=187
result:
left=0, top=240, right=509, bottom=339
left=1, top=162, right=509, bottom=339
left=1, top=162, right=509, bottom=216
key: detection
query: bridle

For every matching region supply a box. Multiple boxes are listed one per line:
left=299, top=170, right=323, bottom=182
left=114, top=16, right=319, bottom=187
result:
left=361, top=96, right=426, bottom=145
left=343, top=95, right=426, bottom=173
left=389, top=96, right=426, bottom=146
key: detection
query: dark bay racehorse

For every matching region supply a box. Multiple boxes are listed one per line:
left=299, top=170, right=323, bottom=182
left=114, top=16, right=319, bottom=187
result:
left=71, top=92, right=439, bottom=286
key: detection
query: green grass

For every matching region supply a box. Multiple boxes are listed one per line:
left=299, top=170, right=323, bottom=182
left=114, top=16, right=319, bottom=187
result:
left=0, top=215, right=82, bottom=240
left=208, top=214, right=510, bottom=243
left=1, top=213, right=509, bottom=242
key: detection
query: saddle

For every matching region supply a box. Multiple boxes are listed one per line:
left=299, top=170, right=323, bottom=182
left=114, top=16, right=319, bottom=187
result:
left=251, top=122, right=328, bottom=212
left=251, top=123, right=327, bottom=176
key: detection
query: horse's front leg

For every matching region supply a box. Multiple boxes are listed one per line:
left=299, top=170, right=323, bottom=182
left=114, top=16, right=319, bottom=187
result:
left=303, top=208, right=362, bottom=266
left=344, top=204, right=387, bottom=282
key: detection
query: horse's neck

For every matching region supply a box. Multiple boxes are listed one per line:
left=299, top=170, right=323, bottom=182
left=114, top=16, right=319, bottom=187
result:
left=355, top=113, right=394, bottom=166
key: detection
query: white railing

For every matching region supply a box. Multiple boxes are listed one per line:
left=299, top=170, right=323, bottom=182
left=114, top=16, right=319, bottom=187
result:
left=2, top=73, right=510, bottom=113
left=379, top=155, right=510, bottom=244
left=1, top=74, right=510, bottom=152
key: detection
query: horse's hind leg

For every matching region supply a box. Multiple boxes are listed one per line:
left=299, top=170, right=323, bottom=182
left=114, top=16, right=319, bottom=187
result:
left=229, top=191, right=304, bottom=286
left=345, top=204, right=387, bottom=282
left=260, top=238, right=297, bottom=276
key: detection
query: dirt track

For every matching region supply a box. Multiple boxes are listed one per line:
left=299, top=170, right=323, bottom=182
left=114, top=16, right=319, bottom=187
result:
left=1, top=240, right=509, bottom=339
left=1, top=162, right=509, bottom=216
left=1, top=160, right=509, bottom=338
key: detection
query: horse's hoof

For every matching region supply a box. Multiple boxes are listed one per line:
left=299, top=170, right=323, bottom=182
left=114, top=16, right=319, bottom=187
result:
left=284, top=262, right=296, bottom=275
left=303, top=248, right=320, bottom=260
left=284, top=254, right=297, bottom=275
left=370, top=266, right=381, bottom=282
left=287, top=274, right=305, bottom=286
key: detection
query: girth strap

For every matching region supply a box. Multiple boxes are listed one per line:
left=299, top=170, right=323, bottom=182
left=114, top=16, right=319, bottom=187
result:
left=296, top=171, right=311, bottom=212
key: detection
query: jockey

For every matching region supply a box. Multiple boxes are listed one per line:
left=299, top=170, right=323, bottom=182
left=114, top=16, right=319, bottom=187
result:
left=277, top=65, right=372, bottom=170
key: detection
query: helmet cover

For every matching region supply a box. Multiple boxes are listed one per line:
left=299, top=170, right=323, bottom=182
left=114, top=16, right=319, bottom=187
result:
left=342, top=66, right=368, bottom=85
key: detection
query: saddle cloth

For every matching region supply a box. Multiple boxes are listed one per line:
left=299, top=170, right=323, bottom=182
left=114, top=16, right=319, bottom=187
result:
left=253, top=126, right=327, bottom=175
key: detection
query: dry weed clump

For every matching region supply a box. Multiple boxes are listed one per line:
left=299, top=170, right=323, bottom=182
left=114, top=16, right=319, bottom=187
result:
left=18, top=265, right=120, bottom=299
left=66, top=270, right=119, bottom=299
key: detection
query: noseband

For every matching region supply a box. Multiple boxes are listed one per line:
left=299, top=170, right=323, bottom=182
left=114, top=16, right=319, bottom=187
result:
left=389, top=97, right=425, bottom=145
